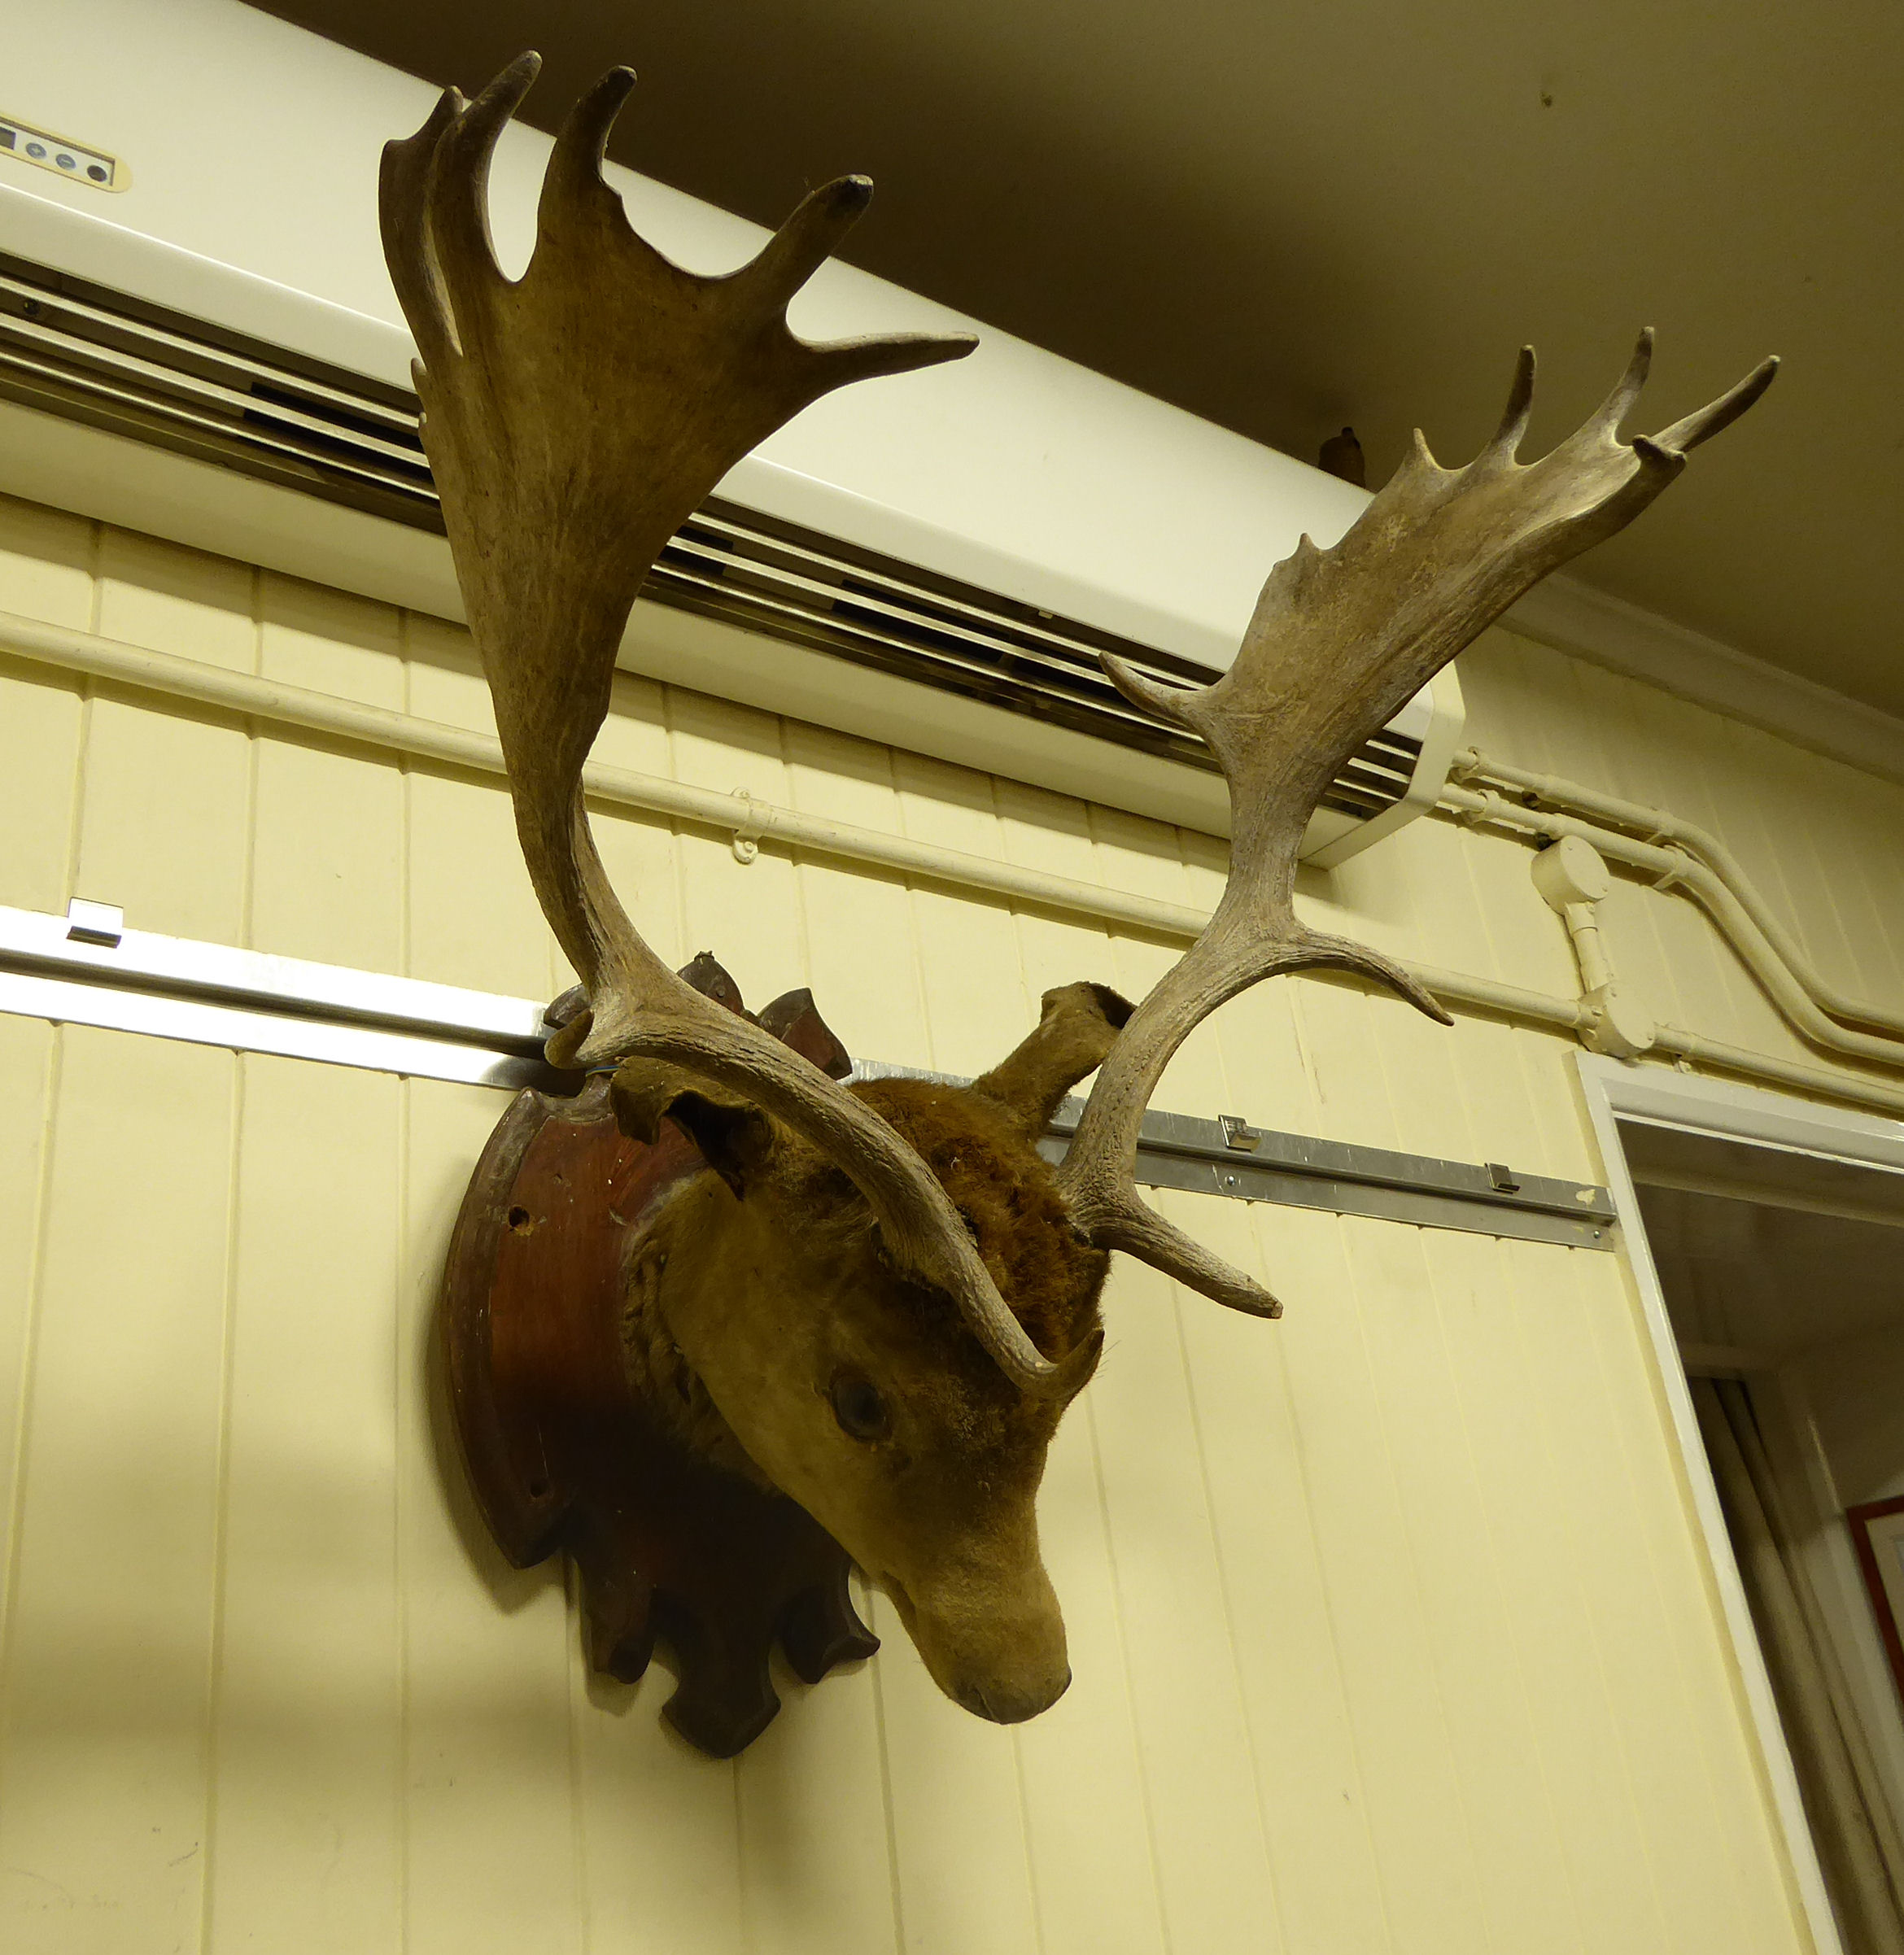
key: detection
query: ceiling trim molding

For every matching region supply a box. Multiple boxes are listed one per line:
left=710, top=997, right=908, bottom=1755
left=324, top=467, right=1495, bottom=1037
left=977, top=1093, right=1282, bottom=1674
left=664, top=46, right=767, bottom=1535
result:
left=1507, top=576, right=1904, bottom=790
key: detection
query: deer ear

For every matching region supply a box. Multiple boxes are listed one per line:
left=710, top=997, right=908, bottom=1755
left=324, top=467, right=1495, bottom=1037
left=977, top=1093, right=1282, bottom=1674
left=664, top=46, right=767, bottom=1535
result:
left=609, top=1063, right=776, bottom=1198
left=972, top=982, right=1135, bottom=1137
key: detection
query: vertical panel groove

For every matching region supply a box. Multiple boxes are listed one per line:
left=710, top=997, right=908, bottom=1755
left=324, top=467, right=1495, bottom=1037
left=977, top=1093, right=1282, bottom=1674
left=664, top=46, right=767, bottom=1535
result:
left=562, top=1560, right=596, bottom=1955
left=867, top=1626, right=912, bottom=1955
left=1202, top=962, right=1401, bottom=1955
left=395, top=1075, right=413, bottom=1955
left=1006, top=1730, right=1050, bottom=1955
left=1502, top=1242, right=1679, bottom=1945
left=1425, top=1239, right=1592, bottom=1953
left=0, top=1023, right=63, bottom=1715
left=1081, top=1390, right=1179, bottom=1955
left=1164, top=1283, right=1290, bottom=1953
left=1342, top=1209, right=1499, bottom=1941
left=197, top=1054, right=249, bottom=1954
left=1245, top=1198, right=1404, bottom=1955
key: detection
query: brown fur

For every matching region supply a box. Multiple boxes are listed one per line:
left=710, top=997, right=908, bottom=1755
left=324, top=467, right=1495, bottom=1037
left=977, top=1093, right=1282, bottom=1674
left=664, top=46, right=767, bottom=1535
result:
left=847, top=1076, right=1107, bottom=1364
left=616, top=1079, right=1107, bottom=1483
left=612, top=1008, right=1124, bottom=1723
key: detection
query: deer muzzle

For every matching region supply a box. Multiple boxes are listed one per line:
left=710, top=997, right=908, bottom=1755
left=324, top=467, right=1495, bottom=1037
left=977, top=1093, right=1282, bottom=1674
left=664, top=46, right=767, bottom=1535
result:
left=880, top=1547, right=1072, bottom=1724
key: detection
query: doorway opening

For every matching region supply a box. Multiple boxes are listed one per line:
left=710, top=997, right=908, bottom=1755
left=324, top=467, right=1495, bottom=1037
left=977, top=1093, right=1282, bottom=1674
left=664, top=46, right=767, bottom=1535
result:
left=1581, top=1058, right=1904, bottom=1955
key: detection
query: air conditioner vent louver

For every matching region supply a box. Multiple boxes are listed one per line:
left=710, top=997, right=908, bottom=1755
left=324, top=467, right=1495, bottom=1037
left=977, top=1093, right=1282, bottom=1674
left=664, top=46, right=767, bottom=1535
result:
left=0, top=249, right=1421, bottom=816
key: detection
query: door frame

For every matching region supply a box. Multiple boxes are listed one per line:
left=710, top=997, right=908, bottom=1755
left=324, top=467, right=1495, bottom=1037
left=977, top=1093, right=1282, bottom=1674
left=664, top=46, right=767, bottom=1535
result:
left=1574, top=1053, right=1904, bottom=1955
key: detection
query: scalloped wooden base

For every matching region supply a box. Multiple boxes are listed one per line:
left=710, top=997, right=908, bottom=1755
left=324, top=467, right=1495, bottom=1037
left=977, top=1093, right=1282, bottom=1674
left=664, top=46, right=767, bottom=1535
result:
left=439, top=1071, right=877, bottom=1759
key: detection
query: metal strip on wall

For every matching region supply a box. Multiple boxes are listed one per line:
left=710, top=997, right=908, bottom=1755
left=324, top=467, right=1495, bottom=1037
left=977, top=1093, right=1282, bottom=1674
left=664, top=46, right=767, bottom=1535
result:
left=0, top=901, right=1615, bottom=1248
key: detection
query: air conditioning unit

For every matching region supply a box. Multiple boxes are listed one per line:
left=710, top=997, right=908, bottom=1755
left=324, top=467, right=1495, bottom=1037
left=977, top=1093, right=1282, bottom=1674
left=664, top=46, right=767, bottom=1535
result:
left=0, top=0, right=1462, bottom=859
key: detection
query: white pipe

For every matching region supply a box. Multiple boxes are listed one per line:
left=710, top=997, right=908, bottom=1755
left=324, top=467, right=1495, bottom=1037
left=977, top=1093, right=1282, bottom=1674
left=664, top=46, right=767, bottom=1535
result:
left=1454, top=746, right=1904, bottom=1044
left=8, top=606, right=1904, bottom=1125
left=0, top=606, right=1215, bottom=932
left=1649, top=1025, right=1904, bottom=1117
left=0, top=605, right=1548, bottom=1019
left=1439, top=783, right=1904, bottom=1072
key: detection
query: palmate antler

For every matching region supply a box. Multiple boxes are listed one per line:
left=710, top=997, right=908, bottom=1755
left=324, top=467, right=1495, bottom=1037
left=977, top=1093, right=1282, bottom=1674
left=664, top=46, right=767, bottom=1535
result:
left=1057, top=334, right=1778, bottom=1313
left=381, top=57, right=1088, bottom=1393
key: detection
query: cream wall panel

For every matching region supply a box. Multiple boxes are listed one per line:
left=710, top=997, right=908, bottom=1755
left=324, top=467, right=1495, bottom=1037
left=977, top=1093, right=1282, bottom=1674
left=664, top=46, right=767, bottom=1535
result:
left=1087, top=1250, right=1286, bottom=1953
left=251, top=732, right=407, bottom=975
left=1314, top=990, right=1587, bottom=1948
left=978, top=815, right=1172, bottom=1955
left=260, top=573, right=406, bottom=710
left=0, top=1017, right=57, bottom=1666
left=0, top=496, right=94, bottom=631
left=0, top=661, right=84, bottom=918
left=714, top=753, right=904, bottom=1955
left=1081, top=860, right=1290, bottom=1953
left=252, top=576, right=408, bottom=977
left=399, top=1080, right=587, bottom=1955
left=668, top=691, right=809, bottom=1015
left=2, top=507, right=1882, bottom=1955
left=94, top=530, right=255, bottom=672
left=786, top=751, right=1037, bottom=1955
left=408, top=767, right=558, bottom=1001
left=1299, top=963, right=1615, bottom=1947
left=1014, top=1409, right=1172, bottom=1955
left=74, top=696, right=252, bottom=945
left=0, top=1029, right=238, bottom=1954
left=210, top=1058, right=404, bottom=1953
left=0, top=500, right=90, bottom=919
left=1171, top=1201, right=1399, bottom=1955
left=572, top=1662, right=747, bottom=1955
left=1238, top=1174, right=1495, bottom=1946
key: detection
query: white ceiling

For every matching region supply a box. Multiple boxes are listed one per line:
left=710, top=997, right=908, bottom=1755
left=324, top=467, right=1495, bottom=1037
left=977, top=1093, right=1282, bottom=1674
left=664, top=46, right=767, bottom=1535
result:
left=1639, top=1180, right=1904, bottom=1359
left=247, top=0, right=1904, bottom=713
left=1626, top=1124, right=1904, bottom=1358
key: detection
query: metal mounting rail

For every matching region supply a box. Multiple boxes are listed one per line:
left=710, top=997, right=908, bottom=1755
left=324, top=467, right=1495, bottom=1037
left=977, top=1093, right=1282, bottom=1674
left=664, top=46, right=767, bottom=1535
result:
left=854, top=1063, right=1615, bottom=1250
left=0, top=898, right=555, bottom=1091
left=1047, top=1102, right=1613, bottom=1250
left=0, top=901, right=1614, bottom=1249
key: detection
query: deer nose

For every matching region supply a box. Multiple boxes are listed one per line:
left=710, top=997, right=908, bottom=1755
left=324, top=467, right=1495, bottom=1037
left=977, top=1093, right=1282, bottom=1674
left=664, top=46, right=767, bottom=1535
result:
left=954, top=1665, right=1072, bottom=1725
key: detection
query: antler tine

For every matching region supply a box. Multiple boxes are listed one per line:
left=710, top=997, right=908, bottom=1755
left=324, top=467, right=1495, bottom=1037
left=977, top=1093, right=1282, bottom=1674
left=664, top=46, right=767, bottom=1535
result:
left=1652, top=355, right=1780, bottom=456
left=1588, top=326, right=1655, bottom=437
left=736, top=174, right=876, bottom=307
left=378, top=64, right=1072, bottom=1393
left=426, top=55, right=543, bottom=366
left=543, top=64, right=638, bottom=207
left=378, top=87, right=461, bottom=369
left=1058, top=334, right=1776, bottom=1313
left=1493, top=345, right=1536, bottom=456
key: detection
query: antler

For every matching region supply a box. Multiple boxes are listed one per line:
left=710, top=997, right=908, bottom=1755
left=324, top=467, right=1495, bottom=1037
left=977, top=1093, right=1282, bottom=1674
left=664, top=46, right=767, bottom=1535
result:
left=381, top=58, right=1085, bottom=1393
left=1057, top=333, right=1778, bottom=1312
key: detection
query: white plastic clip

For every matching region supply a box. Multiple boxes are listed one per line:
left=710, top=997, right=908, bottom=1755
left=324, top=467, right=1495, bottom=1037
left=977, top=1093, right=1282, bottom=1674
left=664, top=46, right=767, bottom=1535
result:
left=731, top=790, right=764, bottom=866
left=66, top=897, right=124, bottom=947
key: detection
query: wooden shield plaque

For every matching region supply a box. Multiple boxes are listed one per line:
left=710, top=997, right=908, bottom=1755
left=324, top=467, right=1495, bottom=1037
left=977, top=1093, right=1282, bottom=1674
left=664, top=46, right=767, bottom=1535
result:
left=439, top=974, right=877, bottom=1759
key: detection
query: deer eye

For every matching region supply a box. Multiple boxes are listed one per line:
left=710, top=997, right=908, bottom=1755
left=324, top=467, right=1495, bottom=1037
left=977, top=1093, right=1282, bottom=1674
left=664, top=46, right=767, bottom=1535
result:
left=830, top=1373, right=890, bottom=1442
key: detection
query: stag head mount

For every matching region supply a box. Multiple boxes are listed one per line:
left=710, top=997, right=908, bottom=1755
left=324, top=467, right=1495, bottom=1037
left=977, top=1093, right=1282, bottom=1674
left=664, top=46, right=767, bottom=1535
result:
left=394, top=56, right=1775, bottom=1743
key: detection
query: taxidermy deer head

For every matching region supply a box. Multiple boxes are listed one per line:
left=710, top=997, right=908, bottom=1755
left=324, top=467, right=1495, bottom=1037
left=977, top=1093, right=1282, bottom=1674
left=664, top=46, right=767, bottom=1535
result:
left=384, top=55, right=1775, bottom=1725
